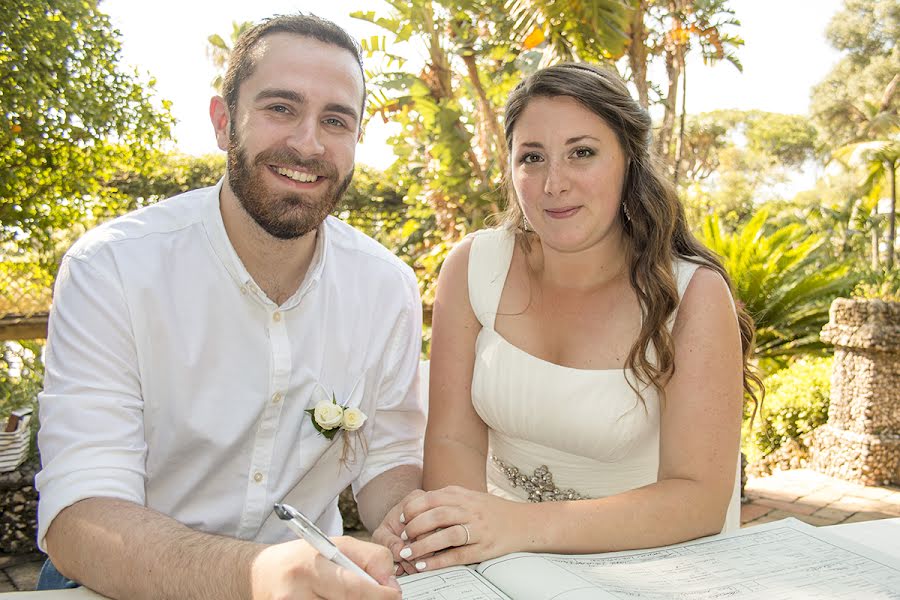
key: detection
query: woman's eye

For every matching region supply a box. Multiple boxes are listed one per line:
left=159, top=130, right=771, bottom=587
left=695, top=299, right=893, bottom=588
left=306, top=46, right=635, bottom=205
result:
left=520, top=153, right=542, bottom=164
left=573, top=147, right=594, bottom=158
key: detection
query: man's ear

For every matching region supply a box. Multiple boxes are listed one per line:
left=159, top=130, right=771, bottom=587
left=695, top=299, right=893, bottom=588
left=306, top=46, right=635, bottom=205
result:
left=210, top=96, right=231, bottom=151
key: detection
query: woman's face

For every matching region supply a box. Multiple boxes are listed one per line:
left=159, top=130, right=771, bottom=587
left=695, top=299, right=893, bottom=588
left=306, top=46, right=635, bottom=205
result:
left=510, top=95, right=627, bottom=254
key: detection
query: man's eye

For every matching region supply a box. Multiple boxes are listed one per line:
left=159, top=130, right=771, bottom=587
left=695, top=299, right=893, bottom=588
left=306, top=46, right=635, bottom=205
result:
left=324, top=117, right=346, bottom=128
left=269, top=105, right=290, bottom=114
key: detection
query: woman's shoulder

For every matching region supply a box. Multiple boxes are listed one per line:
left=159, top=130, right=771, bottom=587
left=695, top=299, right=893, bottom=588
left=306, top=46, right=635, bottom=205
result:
left=676, top=262, right=736, bottom=328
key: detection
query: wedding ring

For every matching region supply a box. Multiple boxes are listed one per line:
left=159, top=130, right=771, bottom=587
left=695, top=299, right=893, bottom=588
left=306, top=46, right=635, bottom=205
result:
left=458, top=523, right=471, bottom=546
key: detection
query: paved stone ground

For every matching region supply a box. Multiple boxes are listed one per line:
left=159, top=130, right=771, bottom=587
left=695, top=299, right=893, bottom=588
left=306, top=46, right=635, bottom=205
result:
left=741, top=468, right=900, bottom=527
left=3, top=469, right=898, bottom=592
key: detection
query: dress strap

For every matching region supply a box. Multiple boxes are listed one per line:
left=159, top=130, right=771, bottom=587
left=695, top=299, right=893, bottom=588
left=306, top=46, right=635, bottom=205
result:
left=666, top=259, right=701, bottom=331
left=467, top=228, right=515, bottom=331
left=675, top=260, right=700, bottom=300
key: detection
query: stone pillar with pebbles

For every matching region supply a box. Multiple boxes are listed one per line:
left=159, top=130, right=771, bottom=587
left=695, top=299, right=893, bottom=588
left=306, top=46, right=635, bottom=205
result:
left=809, top=298, right=900, bottom=486
left=0, top=458, right=39, bottom=554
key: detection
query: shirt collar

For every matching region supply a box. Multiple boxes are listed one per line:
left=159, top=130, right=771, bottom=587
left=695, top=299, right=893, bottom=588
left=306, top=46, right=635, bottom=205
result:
left=201, top=177, right=328, bottom=309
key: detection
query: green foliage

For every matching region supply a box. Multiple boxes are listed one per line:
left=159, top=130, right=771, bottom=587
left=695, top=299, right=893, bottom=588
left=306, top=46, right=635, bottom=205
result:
left=0, top=341, right=44, bottom=458
left=699, top=210, right=858, bottom=368
left=810, top=0, right=900, bottom=147
left=352, top=0, right=631, bottom=300
left=679, top=110, right=819, bottom=230
left=0, top=260, right=53, bottom=315
left=105, top=152, right=225, bottom=213
left=744, top=113, right=819, bottom=166
left=207, top=21, right=255, bottom=93
left=334, top=164, right=419, bottom=258
left=743, top=356, right=832, bottom=462
left=852, top=268, right=900, bottom=302
left=0, top=0, right=174, bottom=251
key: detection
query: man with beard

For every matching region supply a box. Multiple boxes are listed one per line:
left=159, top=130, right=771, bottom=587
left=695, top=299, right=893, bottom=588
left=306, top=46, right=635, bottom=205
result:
left=35, top=14, right=423, bottom=600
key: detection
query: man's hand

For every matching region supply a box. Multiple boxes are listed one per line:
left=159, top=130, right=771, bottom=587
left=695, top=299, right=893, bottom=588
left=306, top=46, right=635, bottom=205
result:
left=250, top=537, right=400, bottom=599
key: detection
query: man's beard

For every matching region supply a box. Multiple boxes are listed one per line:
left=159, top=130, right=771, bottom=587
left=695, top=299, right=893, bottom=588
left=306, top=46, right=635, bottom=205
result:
left=227, top=136, right=353, bottom=240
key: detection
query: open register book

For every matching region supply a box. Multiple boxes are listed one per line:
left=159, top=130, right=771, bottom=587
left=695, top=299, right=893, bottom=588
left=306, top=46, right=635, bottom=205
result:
left=398, top=518, right=900, bottom=599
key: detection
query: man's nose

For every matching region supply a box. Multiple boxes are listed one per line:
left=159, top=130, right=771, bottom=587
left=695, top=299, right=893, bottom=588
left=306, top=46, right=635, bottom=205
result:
left=543, top=161, right=570, bottom=196
left=286, top=119, right=325, bottom=157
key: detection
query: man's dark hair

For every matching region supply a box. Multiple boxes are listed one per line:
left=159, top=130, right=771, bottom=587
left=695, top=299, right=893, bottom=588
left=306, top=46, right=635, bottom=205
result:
left=221, top=13, right=366, bottom=117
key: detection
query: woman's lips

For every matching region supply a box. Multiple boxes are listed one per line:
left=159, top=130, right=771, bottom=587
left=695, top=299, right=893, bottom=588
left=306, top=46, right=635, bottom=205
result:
left=544, top=206, right=581, bottom=219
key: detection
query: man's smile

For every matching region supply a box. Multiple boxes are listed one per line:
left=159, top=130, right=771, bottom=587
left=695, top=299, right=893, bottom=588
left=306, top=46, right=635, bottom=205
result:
left=272, top=166, right=321, bottom=183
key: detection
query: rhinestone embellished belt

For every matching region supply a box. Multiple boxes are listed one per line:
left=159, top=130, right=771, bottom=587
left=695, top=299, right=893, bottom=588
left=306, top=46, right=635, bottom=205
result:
left=490, top=455, right=590, bottom=502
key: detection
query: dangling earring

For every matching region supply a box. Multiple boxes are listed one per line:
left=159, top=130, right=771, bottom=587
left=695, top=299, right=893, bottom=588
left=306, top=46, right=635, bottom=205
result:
left=622, top=201, right=632, bottom=222
left=521, top=213, right=531, bottom=232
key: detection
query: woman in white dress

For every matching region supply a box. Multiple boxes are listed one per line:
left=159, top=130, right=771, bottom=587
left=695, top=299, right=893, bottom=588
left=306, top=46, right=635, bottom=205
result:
left=384, top=63, right=762, bottom=573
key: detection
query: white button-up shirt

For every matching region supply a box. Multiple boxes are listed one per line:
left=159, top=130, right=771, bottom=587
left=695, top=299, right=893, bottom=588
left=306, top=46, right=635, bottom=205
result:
left=36, top=181, right=426, bottom=550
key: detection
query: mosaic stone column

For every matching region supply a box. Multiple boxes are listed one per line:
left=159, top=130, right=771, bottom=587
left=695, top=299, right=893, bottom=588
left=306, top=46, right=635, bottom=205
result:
left=809, top=298, right=900, bottom=486
left=0, top=457, right=39, bottom=554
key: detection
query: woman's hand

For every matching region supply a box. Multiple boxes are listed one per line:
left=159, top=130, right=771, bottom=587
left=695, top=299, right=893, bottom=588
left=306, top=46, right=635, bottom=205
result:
left=371, top=489, right=425, bottom=576
left=394, top=486, right=529, bottom=572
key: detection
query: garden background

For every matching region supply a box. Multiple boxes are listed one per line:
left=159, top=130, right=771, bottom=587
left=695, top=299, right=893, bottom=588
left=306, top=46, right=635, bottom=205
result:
left=1, top=0, right=898, bottom=515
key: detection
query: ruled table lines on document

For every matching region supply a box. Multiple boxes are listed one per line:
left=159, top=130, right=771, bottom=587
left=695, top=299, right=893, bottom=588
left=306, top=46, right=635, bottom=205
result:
left=400, top=567, right=510, bottom=600
left=544, top=523, right=900, bottom=599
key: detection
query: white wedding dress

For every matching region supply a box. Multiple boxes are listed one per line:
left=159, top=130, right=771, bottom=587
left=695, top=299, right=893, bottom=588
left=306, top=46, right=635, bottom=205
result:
left=466, top=227, right=740, bottom=533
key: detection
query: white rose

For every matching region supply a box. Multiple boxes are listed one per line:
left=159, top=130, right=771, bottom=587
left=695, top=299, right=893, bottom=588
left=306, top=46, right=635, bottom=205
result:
left=341, top=407, right=367, bottom=431
left=314, top=401, right=344, bottom=430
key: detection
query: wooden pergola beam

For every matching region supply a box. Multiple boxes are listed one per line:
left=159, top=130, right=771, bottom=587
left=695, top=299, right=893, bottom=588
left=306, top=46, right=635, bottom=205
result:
left=0, top=305, right=432, bottom=343
left=0, top=313, right=49, bottom=341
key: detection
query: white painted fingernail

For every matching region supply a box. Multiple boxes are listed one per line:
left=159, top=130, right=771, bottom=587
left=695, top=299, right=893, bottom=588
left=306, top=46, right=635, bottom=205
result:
left=415, top=561, right=427, bottom=571
left=400, top=530, right=408, bottom=541
left=399, top=547, right=412, bottom=559
left=399, top=512, right=406, bottom=524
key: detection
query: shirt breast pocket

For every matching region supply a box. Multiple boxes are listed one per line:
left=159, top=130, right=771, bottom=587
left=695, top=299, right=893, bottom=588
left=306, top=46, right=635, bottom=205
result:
left=297, top=372, right=370, bottom=472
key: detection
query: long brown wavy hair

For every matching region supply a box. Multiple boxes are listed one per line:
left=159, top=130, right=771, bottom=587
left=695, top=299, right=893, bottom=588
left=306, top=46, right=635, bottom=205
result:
left=498, top=63, right=762, bottom=407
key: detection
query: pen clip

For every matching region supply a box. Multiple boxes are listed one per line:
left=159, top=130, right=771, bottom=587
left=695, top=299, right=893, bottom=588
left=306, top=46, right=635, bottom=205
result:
left=274, top=503, right=338, bottom=549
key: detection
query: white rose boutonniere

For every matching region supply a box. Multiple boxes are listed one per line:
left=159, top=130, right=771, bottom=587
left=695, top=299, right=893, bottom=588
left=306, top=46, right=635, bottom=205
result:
left=313, top=400, right=344, bottom=431
left=305, top=389, right=369, bottom=470
left=341, top=407, right=367, bottom=431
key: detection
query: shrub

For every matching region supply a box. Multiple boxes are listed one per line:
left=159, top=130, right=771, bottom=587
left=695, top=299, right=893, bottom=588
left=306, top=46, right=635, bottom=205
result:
left=743, top=356, right=832, bottom=463
left=852, top=268, right=900, bottom=302
left=0, top=341, right=44, bottom=460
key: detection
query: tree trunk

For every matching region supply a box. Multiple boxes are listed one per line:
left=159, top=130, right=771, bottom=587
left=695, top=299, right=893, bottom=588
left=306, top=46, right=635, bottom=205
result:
left=627, top=0, right=650, bottom=109
left=887, top=159, right=897, bottom=270
left=461, top=52, right=508, bottom=171
left=655, top=46, right=680, bottom=160
left=424, top=2, right=452, bottom=100
left=674, top=56, right=687, bottom=186
left=655, top=1, right=684, bottom=163
left=872, top=219, right=881, bottom=270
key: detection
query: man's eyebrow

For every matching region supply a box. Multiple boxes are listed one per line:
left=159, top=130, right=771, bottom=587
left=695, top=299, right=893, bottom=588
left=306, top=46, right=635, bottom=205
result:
left=254, top=88, right=305, bottom=104
left=324, top=102, right=360, bottom=123
left=253, top=89, right=359, bottom=123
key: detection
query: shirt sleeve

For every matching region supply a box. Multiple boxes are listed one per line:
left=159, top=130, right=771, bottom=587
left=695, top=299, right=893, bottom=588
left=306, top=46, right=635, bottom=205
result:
left=352, top=268, right=426, bottom=494
left=35, top=251, right=147, bottom=551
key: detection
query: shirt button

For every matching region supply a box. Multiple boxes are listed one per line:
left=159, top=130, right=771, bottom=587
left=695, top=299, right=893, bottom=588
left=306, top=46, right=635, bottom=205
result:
left=272, top=312, right=282, bottom=322
left=272, top=392, right=283, bottom=404
left=253, top=472, right=263, bottom=483
left=239, top=285, right=248, bottom=295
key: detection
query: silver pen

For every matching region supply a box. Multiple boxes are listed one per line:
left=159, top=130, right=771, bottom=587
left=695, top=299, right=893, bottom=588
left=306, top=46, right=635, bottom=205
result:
left=273, top=502, right=378, bottom=584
